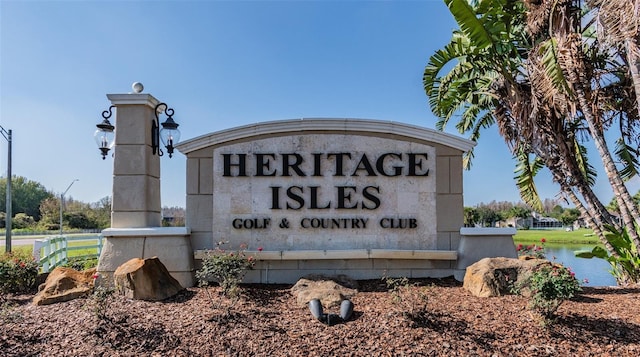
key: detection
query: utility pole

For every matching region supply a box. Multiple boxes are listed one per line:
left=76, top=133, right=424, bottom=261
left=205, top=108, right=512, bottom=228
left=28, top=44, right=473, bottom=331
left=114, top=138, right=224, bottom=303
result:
left=1, top=126, right=11, bottom=253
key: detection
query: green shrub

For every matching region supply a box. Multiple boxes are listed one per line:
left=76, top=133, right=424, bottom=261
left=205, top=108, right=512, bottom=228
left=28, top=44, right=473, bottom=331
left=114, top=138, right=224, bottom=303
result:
left=513, top=264, right=581, bottom=322
left=63, top=257, right=98, bottom=271
left=196, top=242, right=257, bottom=300
left=383, top=276, right=429, bottom=324
left=516, top=238, right=546, bottom=259
left=575, top=224, right=640, bottom=285
left=0, top=251, right=39, bottom=294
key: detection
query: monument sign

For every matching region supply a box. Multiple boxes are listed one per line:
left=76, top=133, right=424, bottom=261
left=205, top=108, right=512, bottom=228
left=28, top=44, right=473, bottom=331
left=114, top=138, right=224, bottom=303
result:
left=97, top=88, right=518, bottom=288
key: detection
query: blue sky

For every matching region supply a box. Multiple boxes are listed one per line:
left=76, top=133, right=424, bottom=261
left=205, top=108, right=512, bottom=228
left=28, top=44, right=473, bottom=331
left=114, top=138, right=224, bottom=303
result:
left=1, top=0, right=637, bottom=209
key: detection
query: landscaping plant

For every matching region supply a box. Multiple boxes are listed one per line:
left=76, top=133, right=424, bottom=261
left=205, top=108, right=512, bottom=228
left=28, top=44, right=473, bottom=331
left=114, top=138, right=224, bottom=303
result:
left=383, top=276, right=429, bottom=325
left=0, top=251, right=39, bottom=294
left=63, top=256, right=99, bottom=271
left=89, top=276, right=115, bottom=322
left=195, top=242, right=258, bottom=318
left=575, top=225, right=640, bottom=285
left=513, top=263, right=581, bottom=323
left=516, top=238, right=546, bottom=259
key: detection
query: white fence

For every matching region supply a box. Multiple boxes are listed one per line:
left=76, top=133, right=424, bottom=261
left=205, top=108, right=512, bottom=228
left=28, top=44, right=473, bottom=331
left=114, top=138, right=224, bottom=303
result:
left=32, top=235, right=103, bottom=273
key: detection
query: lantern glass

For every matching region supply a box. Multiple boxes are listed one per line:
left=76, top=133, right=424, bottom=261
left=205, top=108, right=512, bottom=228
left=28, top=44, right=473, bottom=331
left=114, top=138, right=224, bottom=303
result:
left=160, top=127, right=180, bottom=148
left=94, top=128, right=115, bottom=150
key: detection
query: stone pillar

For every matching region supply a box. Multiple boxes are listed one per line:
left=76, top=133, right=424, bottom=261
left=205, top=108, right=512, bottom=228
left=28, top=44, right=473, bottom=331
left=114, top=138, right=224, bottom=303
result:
left=106, top=93, right=161, bottom=228
left=97, top=87, right=195, bottom=288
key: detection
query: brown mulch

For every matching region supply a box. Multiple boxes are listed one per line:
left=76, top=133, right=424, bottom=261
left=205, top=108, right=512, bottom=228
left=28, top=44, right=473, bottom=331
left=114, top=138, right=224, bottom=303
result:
left=1, top=278, right=639, bottom=356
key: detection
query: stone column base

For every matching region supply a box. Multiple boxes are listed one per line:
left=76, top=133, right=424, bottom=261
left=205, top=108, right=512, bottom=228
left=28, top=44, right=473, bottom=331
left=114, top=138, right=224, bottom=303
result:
left=454, top=227, right=517, bottom=281
left=97, top=227, right=194, bottom=288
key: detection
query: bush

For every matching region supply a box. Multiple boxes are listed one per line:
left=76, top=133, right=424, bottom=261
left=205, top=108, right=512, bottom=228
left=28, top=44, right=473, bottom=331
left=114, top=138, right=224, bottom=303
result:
left=516, top=238, right=546, bottom=259
left=513, top=263, right=581, bottom=322
left=63, top=257, right=98, bottom=271
left=383, top=276, right=430, bottom=325
left=0, top=251, right=39, bottom=294
left=195, top=242, right=257, bottom=300
left=575, top=224, right=640, bottom=285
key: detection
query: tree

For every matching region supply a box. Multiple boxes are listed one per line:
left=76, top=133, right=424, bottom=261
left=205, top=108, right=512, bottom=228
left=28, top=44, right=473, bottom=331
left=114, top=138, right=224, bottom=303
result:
left=12, top=213, right=35, bottom=229
left=87, top=196, right=111, bottom=229
left=464, top=206, right=479, bottom=227
left=0, top=176, right=54, bottom=222
left=560, top=208, right=581, bottom=227
left=38, top=196, right=60, bottom=229
left=425, top=0, right=640, bottom=282
left=506, top=205, right=531, bottom=220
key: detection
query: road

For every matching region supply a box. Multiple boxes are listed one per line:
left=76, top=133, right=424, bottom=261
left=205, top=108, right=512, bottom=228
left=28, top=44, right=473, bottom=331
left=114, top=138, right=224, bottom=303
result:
left=1, top=234, right=100, bottom=249
left=1, top=237, right=46, bottom=247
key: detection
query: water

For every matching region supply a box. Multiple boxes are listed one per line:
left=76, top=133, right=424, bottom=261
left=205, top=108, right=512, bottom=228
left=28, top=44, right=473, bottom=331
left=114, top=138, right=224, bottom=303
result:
left=540, top=244, right=617, bottom=287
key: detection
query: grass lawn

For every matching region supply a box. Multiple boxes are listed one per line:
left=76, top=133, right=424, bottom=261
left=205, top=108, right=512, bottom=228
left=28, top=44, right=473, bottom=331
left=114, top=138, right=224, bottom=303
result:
left=513, top=228, right=600, bottom=244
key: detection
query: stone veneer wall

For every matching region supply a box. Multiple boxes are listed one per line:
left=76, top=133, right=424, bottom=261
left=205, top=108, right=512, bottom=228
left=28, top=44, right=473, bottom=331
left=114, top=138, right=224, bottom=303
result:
left=176, top=119, right=474, bottom=283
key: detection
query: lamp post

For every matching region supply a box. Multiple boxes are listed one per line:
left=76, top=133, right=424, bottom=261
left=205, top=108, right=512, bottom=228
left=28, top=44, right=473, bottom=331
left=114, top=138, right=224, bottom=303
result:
left=60, top=179, right=78, bottom=236
left=0, top=126, right=11, bottom=252
left=95, top=83, right=180, bottom=159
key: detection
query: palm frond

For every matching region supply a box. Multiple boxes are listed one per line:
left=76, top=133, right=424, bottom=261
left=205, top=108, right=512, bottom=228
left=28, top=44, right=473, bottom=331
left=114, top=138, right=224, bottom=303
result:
left=444, top=0, right=495, bottom=50
left=614, top=138, right=640, bottom=181
left=514, top=147, right=544, bottom=212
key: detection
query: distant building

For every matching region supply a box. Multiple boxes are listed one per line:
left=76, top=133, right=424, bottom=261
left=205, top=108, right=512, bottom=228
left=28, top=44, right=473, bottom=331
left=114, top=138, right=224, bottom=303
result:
left=512, top=212, right=563, bottom=230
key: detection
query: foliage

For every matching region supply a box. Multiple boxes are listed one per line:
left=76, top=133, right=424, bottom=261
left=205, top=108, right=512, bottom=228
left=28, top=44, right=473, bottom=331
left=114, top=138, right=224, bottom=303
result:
left=575, top=225, right=640, bottom=284
left=39, top=195, right=112, bottom=231
left=162, top=206, right=186, bottom=227
left=516, top=238, right=546, bottom=259
left=87, top=274, right=115, bottom=322
left=196, top=242, right=257, bottom=301
left=0, top=176, right=54, bottom=222
left=63, top=256, right=98, bottom=271
left=65, top=212, right=93, bottom=229
left=11, top=213, right=35, bottom=229
left=383, top=276, right=429, bottom=324
left=607, top=190, right=640, bottom=214
left=513, top=264, right=582, bottom=322
left=424, top=0, right=640, bottom=280
left=0, top=250, right=39, bottom=294
left=0, top=299, right=22, bottom=323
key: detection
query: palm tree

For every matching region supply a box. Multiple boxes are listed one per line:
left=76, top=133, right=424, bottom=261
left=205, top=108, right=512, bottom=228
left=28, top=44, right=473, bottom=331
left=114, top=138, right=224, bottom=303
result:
left=523, top=0, right=640, bottom=250
left=425, top=0, right=640, bottom=282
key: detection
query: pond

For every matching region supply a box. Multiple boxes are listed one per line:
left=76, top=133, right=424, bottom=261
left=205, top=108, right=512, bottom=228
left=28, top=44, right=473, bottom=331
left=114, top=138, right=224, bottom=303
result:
left=537, top=243, right=617, bottom=287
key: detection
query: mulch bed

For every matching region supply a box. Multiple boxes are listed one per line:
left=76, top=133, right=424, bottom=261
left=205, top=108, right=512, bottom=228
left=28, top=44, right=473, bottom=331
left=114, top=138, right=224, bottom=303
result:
left=2, top=278, right=639, bottom=356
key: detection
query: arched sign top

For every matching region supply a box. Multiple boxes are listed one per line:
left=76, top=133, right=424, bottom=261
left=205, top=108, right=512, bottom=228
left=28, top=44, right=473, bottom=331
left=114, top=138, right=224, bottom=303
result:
left=175, top=118, right=476, bottom=154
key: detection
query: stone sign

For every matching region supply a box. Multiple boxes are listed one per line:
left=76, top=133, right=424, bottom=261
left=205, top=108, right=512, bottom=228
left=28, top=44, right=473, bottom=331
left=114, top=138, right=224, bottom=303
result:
left=96, top=89, right=518, bottom=287
left=212, top=135, right=437, bottom=251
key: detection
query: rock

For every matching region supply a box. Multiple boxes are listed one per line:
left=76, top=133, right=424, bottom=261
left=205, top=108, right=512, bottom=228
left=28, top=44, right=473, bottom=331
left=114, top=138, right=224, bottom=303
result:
left=113, top=257, right=183, bottom=301
left=33, top=267, right=96, bottom=306
left=291, top=274, right=358, bottom=308
left=463, top=257, right=552, bottom=297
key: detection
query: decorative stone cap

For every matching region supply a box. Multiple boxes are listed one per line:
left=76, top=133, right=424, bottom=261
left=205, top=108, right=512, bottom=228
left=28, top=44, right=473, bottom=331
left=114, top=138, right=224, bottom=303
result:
left=175, top=118, right=476, bottom=154
left=101, top=227, right=190, bottom=238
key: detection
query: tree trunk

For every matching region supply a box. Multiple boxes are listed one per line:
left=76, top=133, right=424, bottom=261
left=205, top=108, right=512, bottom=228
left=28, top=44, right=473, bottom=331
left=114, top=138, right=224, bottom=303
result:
left=565, top=39, right=640, bottom=251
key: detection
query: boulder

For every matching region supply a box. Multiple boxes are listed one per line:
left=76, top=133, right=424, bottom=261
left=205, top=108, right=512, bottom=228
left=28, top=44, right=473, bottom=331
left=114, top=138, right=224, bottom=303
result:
left=463, top=257, right=552, bottom=297
left=291, top=274, right=358, bottom=308
left=113, top=257, right=183, bottom=301
left=33, top=267, right=96, bottom=306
